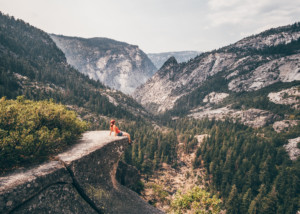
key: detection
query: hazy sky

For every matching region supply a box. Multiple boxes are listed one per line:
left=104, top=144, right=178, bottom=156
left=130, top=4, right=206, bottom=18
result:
left=1, top=0, right=300, bottom=53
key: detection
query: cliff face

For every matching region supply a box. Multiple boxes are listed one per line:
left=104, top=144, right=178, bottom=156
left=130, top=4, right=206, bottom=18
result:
left=50, top=35, right=157, bottom=95
left=0, top=131, right=163, bottom=214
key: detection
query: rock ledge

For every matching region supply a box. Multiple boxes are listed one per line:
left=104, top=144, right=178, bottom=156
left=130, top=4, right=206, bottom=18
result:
left=0, top=131, right=163, bottom=214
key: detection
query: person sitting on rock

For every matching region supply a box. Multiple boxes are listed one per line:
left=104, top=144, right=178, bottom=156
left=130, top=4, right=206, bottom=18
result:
left=109, top=120, right=132, bottom=144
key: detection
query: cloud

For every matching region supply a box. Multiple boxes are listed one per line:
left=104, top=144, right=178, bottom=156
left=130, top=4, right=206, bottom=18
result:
left=208, top=0, right=241, bottom=10
left=201, top=0, right=300, bottom=51
left=1, top=0, right=299, bottom=52
left=207, top=0, right=300, bottom=27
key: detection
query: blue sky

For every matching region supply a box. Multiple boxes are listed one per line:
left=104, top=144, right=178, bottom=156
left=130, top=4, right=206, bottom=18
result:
left=0, top=0, right=300, bottom=53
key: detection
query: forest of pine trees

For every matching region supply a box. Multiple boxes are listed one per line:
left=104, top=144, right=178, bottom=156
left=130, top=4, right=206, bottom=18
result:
left=168, top=118, right=300, bottom=214
left=116, top=117, right=299, bottom=213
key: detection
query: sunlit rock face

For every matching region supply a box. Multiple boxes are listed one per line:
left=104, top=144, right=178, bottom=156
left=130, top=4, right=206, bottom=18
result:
left=189, top=107, right=278, bottom=128
left=284, top=137, right=300, bottom=160
left=50, top=35, right=157, bottom=95
left=133, top=24, right=300, bottom=114
left=228, top=54, right=300, bottom=92
left=268, top=86, right=300, bottom=110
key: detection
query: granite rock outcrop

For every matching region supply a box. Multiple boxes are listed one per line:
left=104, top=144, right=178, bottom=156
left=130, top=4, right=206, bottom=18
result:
left=0, top=131, right=163, bottom=214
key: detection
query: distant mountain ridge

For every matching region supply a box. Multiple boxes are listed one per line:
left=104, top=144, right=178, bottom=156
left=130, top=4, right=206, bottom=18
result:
left=133, top=22, right=300, bottom=118
left=147, top=51, right=201, bottom=69
left=50, top=34, right=156, bottom=94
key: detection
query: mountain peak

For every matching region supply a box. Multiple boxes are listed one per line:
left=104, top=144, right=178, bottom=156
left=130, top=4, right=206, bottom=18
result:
left=147, top=51, right=200, bottom=69
left=161, top=56, right=178, bottom=68
left=50, top=34, right=156, bottom=95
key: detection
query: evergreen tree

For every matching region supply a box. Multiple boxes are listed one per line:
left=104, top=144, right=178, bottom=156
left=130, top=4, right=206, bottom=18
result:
left=226, top=184, right=240, bottom=214
left=248, top=184, right=267, bottom=214
left=260, top=187, right=278, bottom=214
left=241, top=188, right=253, bottom=213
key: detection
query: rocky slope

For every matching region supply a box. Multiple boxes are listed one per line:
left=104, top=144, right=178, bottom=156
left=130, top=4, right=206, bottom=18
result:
left=189, top=106, right=278, bottom=128
left=284, top=136, right=300, bottom=160
left=268, top=86, right=300, bottom=109
left=50, top=34, right=156, bottom=94
left=147, top=51, right=201, bottom=70
left=133, top=23, right=300, bottom=117
left=228, top=54, right=300, bottom=92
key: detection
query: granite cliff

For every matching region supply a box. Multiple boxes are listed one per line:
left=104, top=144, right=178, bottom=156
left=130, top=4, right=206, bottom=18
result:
left=0, top=131, right=163, bottom=214
left=50, top=35, right=157, bottom=94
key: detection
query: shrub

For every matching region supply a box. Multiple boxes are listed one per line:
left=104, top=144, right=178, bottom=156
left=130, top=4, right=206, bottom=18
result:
left=170, top=186, right=222, bottom=214
left=146, top=183, right=170, bottom=205
left=0, top=96, right=88, bottom=173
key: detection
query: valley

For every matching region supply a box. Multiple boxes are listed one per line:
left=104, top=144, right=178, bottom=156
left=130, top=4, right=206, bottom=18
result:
left=0, top=11, right=300, bottom=214
left=141, top=134, right=212, bottom=213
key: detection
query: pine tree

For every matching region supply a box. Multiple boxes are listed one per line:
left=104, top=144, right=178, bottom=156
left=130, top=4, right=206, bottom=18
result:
left=241, top=188, right=253, bottom=213
left=226, top=184, right=240, bottom=214
left=260, top=187, right=278, bottom=214
left=248, top=184, right=266, bottom=214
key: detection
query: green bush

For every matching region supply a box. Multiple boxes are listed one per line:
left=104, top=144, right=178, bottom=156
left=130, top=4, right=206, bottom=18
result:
left=170, top=186, right=222, bottom=214
left=0, top=96, right=88, bottom=173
